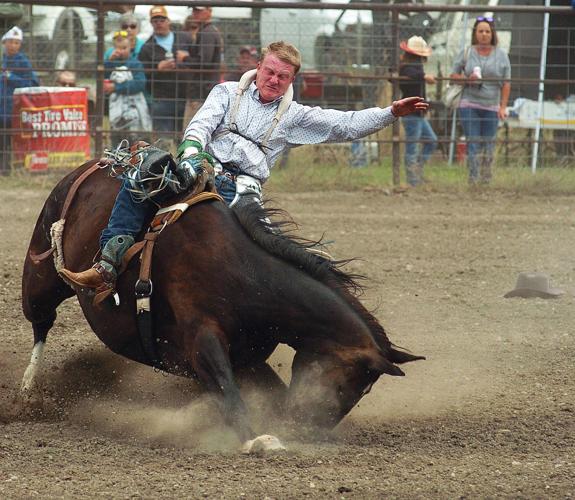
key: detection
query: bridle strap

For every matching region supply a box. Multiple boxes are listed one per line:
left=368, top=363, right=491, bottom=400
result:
left=29, top=160, right=103, bottom=264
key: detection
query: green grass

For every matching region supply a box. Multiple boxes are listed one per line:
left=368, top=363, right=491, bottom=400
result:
left=1, top=145, right=574, bottom=196
left=267, top=146, right=575, bottom=196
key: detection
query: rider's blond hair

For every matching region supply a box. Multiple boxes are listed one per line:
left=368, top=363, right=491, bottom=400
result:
left=261, top=41, right=301, bottom=74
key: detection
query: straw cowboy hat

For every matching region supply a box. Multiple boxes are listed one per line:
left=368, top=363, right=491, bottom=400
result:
left=400, top=36, right=432, bottom=57
left=504, top=272, right=564, bottom=299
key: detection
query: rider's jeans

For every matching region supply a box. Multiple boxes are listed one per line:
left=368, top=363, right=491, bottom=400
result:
left=100, top=180, right=156, bottom=248
left=215, top=174, right=237, bottom=205
left=100, top=177, right=237, bottom=249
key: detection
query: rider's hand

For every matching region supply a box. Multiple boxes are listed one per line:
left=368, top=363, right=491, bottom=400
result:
left=172, top=140, right=214, bottom=193
left=391, top=97, right=429, bottom=117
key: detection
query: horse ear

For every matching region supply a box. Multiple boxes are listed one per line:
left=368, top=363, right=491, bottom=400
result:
left=366, top=352, right=405, bottom=377
left=389, top=347, right=426, bottom=364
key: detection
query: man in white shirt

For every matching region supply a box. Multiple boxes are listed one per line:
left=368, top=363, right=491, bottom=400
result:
left=61, top=41, right=427, bottom=291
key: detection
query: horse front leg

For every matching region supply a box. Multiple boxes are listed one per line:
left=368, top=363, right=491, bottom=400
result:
left=20, top=254, right=74, bottom=411
left=191, top=326, right=286, bottom=454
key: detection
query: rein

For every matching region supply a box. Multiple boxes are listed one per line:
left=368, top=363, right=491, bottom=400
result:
left=29, top=160, right=102, bottom=264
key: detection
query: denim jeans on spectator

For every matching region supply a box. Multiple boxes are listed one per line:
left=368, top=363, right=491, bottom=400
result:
left=458, top=107, right=498, bottom=182
left=349, top=140, right=368, bottom=168
left=401, top=114, right=437, bottom=185
left=151, top=98, right=184, bottom=148
left=0, top=118, right=11, bottom=175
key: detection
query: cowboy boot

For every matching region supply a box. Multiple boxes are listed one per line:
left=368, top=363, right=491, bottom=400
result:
left=405, top=162, right=420, bottom=187
left=416, top=162, right=429, bottom=184
left=467, top=155, right=480, bottom=185
left=480, top=153, right=493, bottom=184
left=60, top=235, right=135, bottom=289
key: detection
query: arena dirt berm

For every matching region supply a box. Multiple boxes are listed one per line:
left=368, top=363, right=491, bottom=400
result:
left=0, top=185, right=573, bottom=498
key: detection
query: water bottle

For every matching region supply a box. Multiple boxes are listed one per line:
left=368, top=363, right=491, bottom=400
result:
left=472, top=66, right=482, bottom=79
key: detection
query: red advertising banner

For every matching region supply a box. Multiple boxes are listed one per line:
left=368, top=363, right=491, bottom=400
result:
left=12, top=87, right=90, bottom=171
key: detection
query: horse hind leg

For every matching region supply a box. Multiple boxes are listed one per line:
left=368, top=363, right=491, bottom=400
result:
left=190, top=325, right=286, bottom=454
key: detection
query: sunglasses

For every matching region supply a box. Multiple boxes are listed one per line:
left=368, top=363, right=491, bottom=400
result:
left=476, top=16, right=494, bottom=23
left=151, top=17, right=168, bottom=23
left=121, top=24, right=138, bottom=30
left=113, top=30, right=128, bottom=39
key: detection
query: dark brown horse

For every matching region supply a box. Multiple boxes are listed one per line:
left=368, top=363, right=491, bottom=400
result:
left=21, top=160, right=423, bottom=452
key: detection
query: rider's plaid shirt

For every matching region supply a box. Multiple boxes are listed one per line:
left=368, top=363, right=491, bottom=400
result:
left=184, top=81, right=397, bottom=183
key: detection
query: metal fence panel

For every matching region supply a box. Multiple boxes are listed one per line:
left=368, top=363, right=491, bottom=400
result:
left=0, top=1, right=573, bottom=177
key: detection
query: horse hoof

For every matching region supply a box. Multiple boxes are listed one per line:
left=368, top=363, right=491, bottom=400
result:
left=16, top=388, right=44, bottom=415
left=241, top=434, right=286, bottom=454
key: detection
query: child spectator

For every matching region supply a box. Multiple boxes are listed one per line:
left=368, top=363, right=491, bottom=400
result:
left=0, top=26, right=38, bottom=174
left=105, top=30, right=151, bottom=147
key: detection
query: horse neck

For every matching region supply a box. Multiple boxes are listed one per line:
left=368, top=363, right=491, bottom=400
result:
left=269, top=272, right=380, bottom=352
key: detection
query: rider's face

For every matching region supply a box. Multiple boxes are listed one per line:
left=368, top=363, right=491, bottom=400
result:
left=255, top=54, right=296, bottom=103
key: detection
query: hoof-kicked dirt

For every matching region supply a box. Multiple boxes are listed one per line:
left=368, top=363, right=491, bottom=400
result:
left=1, top=185, right=573, bottom=498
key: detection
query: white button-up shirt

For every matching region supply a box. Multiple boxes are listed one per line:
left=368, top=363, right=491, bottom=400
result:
left=184, top=81, right=397, bottom=183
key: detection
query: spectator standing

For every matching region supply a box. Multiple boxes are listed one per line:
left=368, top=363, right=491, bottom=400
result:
left=138, top=5, right=188, bottom=149
left=398, top=36, right=437, bottom=186
left=450, top=17, right=511, bottom=185
left=105, top=31, right=151, bottom=147
left=177, top=6, right=223, bottom=127
left=105, top=13, right=144, bottom=62
left=0, top=26, right=38, bottom=174
left=225, top=45, right=258, bottom=81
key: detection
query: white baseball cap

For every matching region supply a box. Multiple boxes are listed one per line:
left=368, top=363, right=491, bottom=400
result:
left=2, top=26, right=23, bottom=42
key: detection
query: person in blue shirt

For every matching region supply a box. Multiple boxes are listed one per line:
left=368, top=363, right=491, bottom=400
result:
left=1, top=26, right=38, bottom=174
left=104, top=30, right=151, bottom=147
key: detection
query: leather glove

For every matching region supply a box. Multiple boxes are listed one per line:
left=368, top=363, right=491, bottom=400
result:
left=172, top=139, right=214, bottom=194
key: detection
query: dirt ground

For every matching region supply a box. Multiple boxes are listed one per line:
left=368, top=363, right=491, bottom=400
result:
left=0, top=184, right=573, bottom=499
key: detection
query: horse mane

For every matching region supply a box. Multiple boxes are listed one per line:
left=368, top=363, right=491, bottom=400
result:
left=232, top=202, right=421, bottom=364
left=231, top=201, right=365, bottom=296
